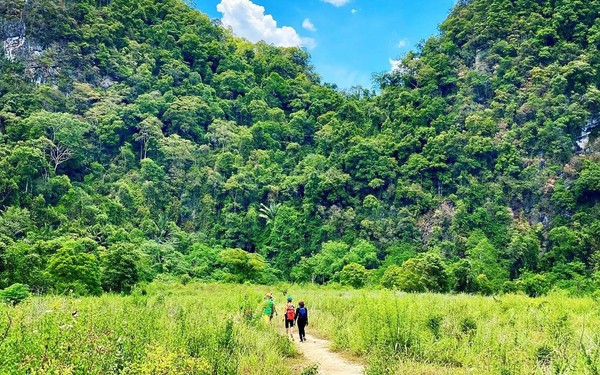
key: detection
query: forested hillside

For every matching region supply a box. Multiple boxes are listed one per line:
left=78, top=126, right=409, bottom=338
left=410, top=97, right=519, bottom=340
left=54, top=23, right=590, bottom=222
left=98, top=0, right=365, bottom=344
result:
left=0, top=0, right=599, bottom=296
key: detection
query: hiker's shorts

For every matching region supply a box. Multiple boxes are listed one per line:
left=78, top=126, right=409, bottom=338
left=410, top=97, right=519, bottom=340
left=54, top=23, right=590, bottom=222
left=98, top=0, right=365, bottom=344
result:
left=285, top=319, right=294, bottom=328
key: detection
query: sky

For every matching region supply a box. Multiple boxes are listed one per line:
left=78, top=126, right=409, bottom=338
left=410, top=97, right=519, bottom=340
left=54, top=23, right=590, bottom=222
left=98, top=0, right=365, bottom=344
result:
left=193, top=0, right=456, bottom=89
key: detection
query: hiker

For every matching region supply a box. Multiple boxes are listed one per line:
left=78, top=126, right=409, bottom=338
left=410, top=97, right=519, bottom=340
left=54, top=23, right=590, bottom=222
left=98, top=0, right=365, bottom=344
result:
left=295, top=300, right=308, bottom=342
left=269, top=293, right=277, bottom=321
left=262, top=293, right=277, bottom=323
left=284, top=296, right=295, bottom=340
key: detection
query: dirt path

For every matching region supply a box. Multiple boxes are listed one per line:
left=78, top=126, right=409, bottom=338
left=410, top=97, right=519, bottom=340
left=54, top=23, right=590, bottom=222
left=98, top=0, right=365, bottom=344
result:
left=282, top=329, right=364, bottom=375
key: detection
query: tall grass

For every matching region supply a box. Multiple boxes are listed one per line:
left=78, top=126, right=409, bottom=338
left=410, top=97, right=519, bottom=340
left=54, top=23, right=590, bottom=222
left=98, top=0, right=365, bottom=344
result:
left=300, top=288, right=600, bottom=374
left=2, top=283, right=599, bottom=374
left=0, top=283, right=296, bottom=374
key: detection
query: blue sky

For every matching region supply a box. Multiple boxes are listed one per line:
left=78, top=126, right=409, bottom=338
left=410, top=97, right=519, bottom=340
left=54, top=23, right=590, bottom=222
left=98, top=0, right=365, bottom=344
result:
left=193, top=0, right=456, bottom=89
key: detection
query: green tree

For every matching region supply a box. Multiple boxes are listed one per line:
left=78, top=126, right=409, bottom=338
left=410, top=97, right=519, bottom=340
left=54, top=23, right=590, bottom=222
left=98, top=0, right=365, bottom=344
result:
left=573, top=161, right=600, bottom=201
left=219, top=248, right=266, bottom=283
left=101, top=243, right=140, bottom=293
left=387, top=253, right=449, bottom=293
left=163, top=96, right=213, bottom=141
left=466, top=232, right=508, bottom=293
left=344, top=240, right=379, bottom=269
left=0, top=283, right=30, bottom=305
left=22, top=111, right=90, bottom=172
left=381, top=265, right=403, bottom=289
left=46, top=239, right=102, bottom=295
left=186, top=244, right=221, bottom=279
left=339, top=262, right=368, bottom=288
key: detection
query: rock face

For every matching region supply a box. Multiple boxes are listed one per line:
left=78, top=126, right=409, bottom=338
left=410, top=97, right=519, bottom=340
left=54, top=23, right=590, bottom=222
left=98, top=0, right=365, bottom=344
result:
left=1, top=18, right=59, bottom=84
left=1, top=19, right=42, bottom=61
left=577, top=118, right=599, bottom=153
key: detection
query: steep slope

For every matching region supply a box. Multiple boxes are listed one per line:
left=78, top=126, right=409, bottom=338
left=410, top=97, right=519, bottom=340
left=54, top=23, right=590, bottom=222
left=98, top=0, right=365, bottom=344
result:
left=0, top=0, right=599, bottom=296
left=371, top=0, right=600, bottom=294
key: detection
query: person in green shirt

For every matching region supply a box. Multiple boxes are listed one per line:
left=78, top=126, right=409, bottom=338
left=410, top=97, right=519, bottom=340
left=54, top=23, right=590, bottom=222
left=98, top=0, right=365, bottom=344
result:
left=262, top=293, right=277, bottom=323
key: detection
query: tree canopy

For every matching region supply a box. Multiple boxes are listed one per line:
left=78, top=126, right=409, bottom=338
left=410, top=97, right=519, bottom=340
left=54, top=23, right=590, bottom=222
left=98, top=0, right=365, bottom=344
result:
left=0, top=0, right=599, bottom=296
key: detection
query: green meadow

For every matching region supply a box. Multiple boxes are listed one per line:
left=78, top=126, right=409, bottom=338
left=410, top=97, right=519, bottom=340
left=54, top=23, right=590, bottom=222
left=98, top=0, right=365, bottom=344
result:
left=2, top=283, right=600, bottom=374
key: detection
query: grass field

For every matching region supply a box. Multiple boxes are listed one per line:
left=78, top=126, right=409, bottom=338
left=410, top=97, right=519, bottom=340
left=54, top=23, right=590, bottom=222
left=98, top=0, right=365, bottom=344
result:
left=1, top=283, right=600, bottom=374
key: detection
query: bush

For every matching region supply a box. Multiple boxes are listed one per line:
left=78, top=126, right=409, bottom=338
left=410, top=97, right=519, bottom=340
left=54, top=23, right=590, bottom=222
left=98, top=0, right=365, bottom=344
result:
left=460, top=317, right=477, bottom=336
left=381, top=265, right=403, bottom=289
left=502, top=281, right=519, bottom=294
left=426, top=315, right=443, bottom=339
left=46, top=239, right=102, bottom=295
left=383, top=253, right=450, bottom=293
left=101, top=243, right=140, bottom=293
left=219, top=248, right=267, bottom=283
left=534, top=344, right=552, bottom=366
left=1, top=283, right=30, bottom=305
left=474, top=274, right=494, bottom=295
left=301, top=364, right=319, bottom=375
left=180, top=274, right=191, bottom=285
left=339, top=263, right=368, bottom=288
left=517, top=273, right=551, bottom=297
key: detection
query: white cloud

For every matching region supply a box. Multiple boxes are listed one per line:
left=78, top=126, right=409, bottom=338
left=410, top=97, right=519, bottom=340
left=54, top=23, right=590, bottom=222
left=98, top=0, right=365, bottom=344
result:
left=301, top=37, right=317, bottom=49
left=322, top=0, right=351, bottom=7
left=302, top=18, right=317, bottom=32
left=350, top=8, right=358, bottom=14
left=217, top=0, right=314, bottom=48
left=397, top=39, right=408, bottom=48
left=389, top=58, right=401, bottom=72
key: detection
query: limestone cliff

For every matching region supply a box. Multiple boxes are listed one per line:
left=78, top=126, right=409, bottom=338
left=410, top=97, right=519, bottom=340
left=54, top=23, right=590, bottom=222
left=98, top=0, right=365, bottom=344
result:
left=1, top=14, right=60, bottom=84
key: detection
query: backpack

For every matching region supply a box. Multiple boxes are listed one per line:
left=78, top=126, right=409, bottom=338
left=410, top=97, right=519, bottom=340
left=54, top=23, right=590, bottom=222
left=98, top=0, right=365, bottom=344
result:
left=286, top=303, right=295, bottom=320
left=298, top=307, right=307, bottom=320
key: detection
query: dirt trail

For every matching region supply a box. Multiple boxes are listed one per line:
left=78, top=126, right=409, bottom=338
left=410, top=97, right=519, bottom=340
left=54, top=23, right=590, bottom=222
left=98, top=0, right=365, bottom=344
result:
left=283, top=329, right=364, bottom=375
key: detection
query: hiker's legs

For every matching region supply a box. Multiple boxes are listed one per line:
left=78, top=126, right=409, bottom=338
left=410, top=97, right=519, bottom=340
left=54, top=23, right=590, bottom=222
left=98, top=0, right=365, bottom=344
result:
left=298, top=321, right=306, bottom=341
left=302, top=321, right=307, bottom=340
left=285, top=319, right=294, bottom=339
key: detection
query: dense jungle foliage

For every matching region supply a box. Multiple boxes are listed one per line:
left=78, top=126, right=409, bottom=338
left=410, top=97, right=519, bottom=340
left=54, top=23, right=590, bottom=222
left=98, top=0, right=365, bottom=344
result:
left=0, top=0, right=599, bottom=296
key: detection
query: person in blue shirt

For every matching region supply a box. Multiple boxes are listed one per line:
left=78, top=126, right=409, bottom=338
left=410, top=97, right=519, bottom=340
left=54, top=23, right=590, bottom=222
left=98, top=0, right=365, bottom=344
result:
left=295, top=300, right=308, bottom=342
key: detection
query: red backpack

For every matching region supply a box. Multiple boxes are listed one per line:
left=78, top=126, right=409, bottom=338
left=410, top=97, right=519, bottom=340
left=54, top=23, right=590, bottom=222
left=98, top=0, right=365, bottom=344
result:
left=286, top=303, right=295, bottom=320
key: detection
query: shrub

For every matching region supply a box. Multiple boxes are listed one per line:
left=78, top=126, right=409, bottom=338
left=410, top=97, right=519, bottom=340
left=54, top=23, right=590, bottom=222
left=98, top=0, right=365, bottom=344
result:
left=426, top=315, right=443, bottom=340
left=384, top=253, right=450, bottom=293
left=502, top=281, right=519, bottom=294
left=219, top=248, right=266, bottom=283
left=534, top=344, right=552, bottom=366
left=381, top=265, right=403, bottom=289
left=180, top=274, right=191, bottom=285
left=133, top=344, right=211, bottom=375
left=474, top=274, right=494, bottom=295
left=0, top=283, right=30, bottom=305
left=46, top=239, right=102, bottom=295
left=301, top=364, right=319, bottom=375
left=339, top=263, right=368, bottom=288
left=517, top=273, right=551, bottom=297
left=460, top=317, right=477, bottom=336
left=102, top=243, right=140, bottom=293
